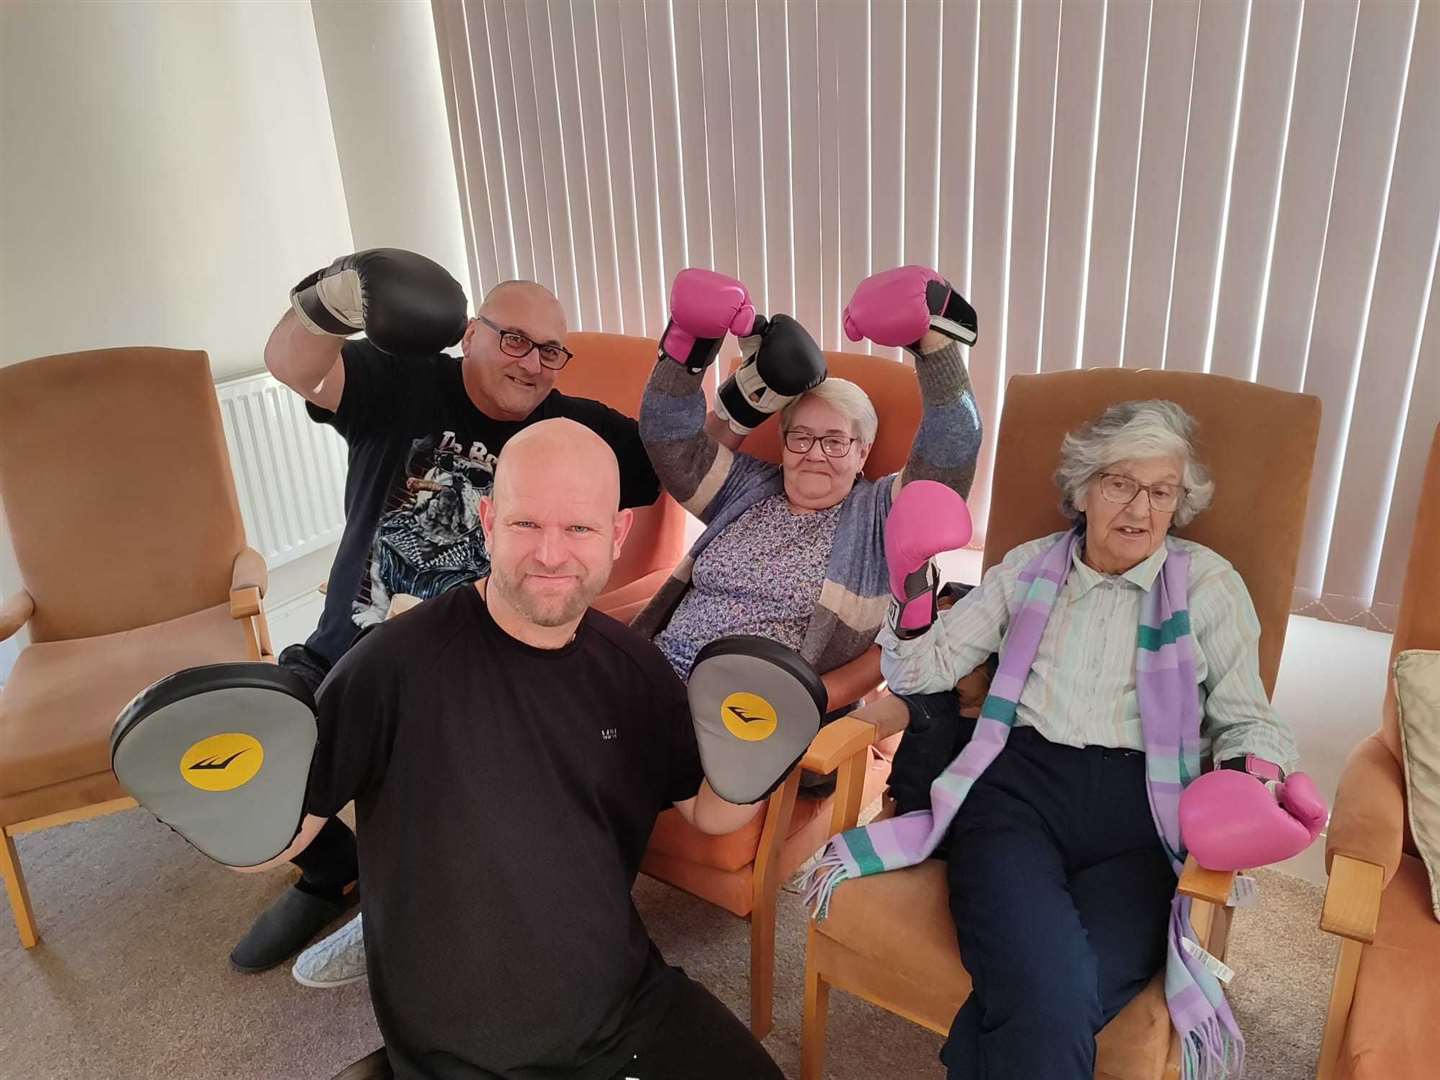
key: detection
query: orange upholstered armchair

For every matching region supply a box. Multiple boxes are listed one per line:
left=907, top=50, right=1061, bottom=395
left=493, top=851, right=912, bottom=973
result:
left=1315, top=423, right=1440, bottom=1080
left=554, top=332, right=688, bottom=624
left=801, top=367, right=1321, bottom=1079
left=0, top=347, right=275, bottom=948
left=641, top=347, right=937, bottom=1037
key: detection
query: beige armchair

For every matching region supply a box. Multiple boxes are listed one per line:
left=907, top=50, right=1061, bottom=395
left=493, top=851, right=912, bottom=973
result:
left=1315, top=423, right=1440, bottom=1080
left=0, top=347, right=274, bottom=948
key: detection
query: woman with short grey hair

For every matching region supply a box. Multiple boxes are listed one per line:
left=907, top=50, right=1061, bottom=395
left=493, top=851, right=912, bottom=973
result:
left=636, top=266, right=982, bottom=687
left=856, top=396, right=1316, bottom=1080
left=781, top=376, right=880, bottom=446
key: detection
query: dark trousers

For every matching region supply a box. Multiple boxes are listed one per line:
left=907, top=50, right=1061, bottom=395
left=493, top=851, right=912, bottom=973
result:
left=338, top=974, right=781, bottom=1080
left=938, top=725, right=1176, bottom=1080
left=610, top=973, right=782, bottom=1080
left=279, top=644, right=358, bottom=891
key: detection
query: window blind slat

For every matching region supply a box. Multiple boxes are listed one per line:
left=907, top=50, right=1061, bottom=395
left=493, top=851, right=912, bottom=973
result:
left=618, top=0, right=664, bottom=329
left=964, top=0, right=1022, bottom=543
left=1004, top=0, right=1062, bottom=378
left=433, top=1, right=495, bottom=296
left=592, top=0, right=645, bottom=333
left=545, top=1, right=599, bottom=331
left=1208, top=0, right=1304, bottom=382
left=1039, top=0, right=1104, bottom=374
left=646, top=0, right=691, bottom=315
left=835, top=0, right=873, bottom=354
left=699, top=1, right=739, bottom=280
left=1253, top=0, right=1359, bottom=395
left=786, top=0, right=823, bottom=338
left=816, top=6, right=843, bottom=349
left=871, top=1, right=907, bottom=285
left=570, top=0, right=624, bottom=331
left=757, top=0, right=795, bottom=317
left=500, top=0, right=555, bottom=290
left=728, top=1, right=769, bottom=315
left=902, top=0, right=943, bottom=272
left=523, top=0, right=581, bottom=330
left=1162, top=0, right=1249, bottom=374
left=1077, top=0, right=1149, bottom=372
left=1121, top=0, right=1200, bottom=370
left=936, top=0, right=979, bottom=301
left=671, top=1, right=712, bottom=281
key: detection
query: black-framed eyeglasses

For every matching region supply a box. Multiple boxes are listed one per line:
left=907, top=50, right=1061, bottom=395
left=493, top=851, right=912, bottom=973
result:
left=1093, top=471, right=1186, bottom=513
left=478, top=315, right=574, bottom=370
left=783, top=430, right=859, bottom=458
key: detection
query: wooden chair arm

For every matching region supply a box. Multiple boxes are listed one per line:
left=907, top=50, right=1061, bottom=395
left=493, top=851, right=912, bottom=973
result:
left=0, top=589, right=35, bottom=642
left=230, top=546, right=268, bottom=599
left=802, top=715, right=876, bottom=775
left=229, top=585, right=263, bottom=620
left=821, top=647, right=883, bottom=712
left=1177, top=855, right=1235, bottom=907
left=1320, top=853, right=1385, bottom=944
left=848, top=692, right=912, bottom=741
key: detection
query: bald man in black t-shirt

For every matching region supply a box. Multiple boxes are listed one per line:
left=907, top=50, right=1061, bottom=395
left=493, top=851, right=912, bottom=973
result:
left=247, top=419, right=781, bottom=1080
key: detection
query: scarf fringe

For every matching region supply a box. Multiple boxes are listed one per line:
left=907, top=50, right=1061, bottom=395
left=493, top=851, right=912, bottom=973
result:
left=1180, top=1015, right=1245, bottom=1080
left=800, top=847, right=850, bottom=920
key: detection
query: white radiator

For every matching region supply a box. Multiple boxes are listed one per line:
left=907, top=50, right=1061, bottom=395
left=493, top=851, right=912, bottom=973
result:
left=215, top=372, right=347, bottom=568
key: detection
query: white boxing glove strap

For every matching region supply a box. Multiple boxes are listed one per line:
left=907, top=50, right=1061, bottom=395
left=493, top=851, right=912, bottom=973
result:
left=716, top=361, right=799, bottom=435
left=292, top=268, right=364, bottom=337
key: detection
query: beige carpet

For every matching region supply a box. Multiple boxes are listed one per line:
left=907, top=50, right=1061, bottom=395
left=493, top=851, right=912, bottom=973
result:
left=1, top=809, right=1334, bottom=1079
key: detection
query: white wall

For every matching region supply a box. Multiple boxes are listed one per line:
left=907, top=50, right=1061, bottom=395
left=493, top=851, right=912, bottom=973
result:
left=0, top=1, right=353, bottom=383
left=0, top=0, right=355, bottom=640
left=310, top=0, right=469, bottom=296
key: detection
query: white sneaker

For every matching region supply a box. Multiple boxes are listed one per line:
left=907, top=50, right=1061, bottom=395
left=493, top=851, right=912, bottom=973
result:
left=292, top=912, right=368, bottom=988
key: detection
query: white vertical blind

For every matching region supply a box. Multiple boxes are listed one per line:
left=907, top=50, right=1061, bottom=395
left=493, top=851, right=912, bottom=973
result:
left=433, top=0, right=1440, bottom=629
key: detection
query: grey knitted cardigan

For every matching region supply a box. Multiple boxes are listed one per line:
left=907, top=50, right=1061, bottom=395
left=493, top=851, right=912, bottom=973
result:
left=632, top=342, right=982, bottom=675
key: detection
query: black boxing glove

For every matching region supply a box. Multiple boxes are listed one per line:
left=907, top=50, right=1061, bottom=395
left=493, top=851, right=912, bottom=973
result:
left=714, top=315, right=827, bottom=435
left=290, top=248, right=469, bottom=356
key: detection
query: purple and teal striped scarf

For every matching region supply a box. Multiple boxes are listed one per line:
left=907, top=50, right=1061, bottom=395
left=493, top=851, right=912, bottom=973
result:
left=803, top=530, right=1244, bottom=1079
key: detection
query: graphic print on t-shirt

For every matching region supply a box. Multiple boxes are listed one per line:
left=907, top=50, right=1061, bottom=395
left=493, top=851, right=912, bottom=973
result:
left=353, top=430, right=497, bottom=629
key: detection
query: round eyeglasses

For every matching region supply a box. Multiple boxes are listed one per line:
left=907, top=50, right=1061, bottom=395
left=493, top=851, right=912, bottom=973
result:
left=1093, top=471, right=1185, bottom=513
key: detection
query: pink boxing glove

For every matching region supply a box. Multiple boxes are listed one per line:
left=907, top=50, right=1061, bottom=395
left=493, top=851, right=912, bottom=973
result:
left=885, top=481, right=973, bottom=638
left=1179, top=761, right=1328, bottom=871
left=843, top=266, right=979, bottom=350
left=659, top=268, right=766, bottom=374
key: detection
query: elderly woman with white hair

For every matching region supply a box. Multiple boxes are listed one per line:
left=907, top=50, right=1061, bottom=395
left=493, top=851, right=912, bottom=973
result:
left=806, top=398, right=1325, bottom=1080
left=634, top=265, right=982, bottom=695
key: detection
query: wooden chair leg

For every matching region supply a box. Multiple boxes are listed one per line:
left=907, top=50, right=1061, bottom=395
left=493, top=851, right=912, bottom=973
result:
left=1316, top=936, right=1364, bottom=1080
left=748, top=770, right=799, bottom=1039
left=749, top=893, right=776, bottom=1040
left=0, top=828, right=39, bottom=948
left=801, top=924, right=830, bottom=1080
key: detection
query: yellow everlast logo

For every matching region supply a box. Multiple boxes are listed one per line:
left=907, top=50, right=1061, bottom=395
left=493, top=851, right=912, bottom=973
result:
left=179, top=733, right=264, bottom=792
left=720, top=691, right=778, bottom=743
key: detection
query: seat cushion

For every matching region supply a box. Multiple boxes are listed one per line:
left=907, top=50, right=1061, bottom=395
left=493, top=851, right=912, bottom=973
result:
left=0, top=602, right=256, bottom=799
left=1336, top=854, right=1440, bottom=1079
left=1394, top=649, right=1440, bottom=920
left=816, top=859, right=1173, bottom=1079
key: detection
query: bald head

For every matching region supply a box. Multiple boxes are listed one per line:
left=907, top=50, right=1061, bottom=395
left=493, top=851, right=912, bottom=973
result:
left=480, top=280, right=565, bottom=326
left=492, top=418, right=621, bottom=512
